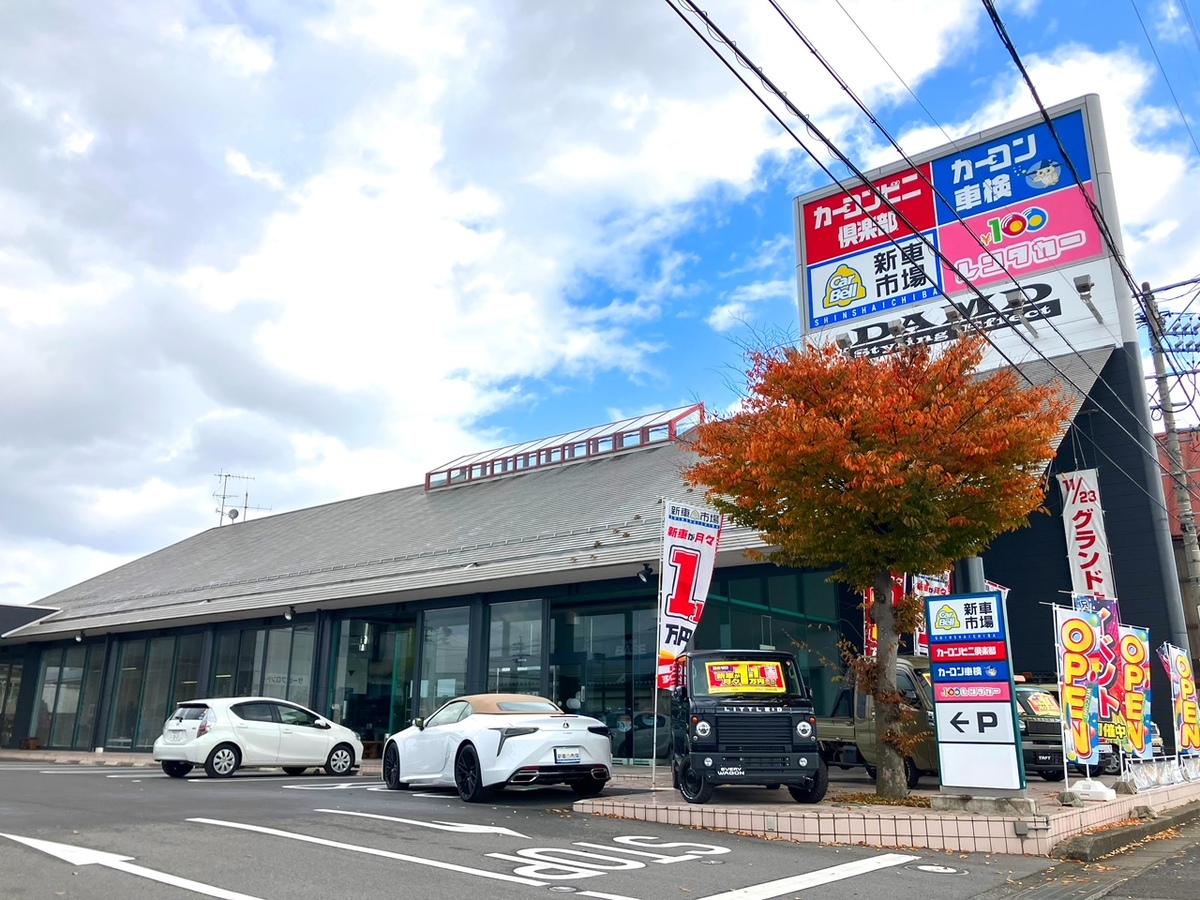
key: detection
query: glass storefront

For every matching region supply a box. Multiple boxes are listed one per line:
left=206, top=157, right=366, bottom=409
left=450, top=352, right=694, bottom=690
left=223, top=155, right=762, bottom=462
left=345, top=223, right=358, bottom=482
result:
left=107, top=634, right=204, bottom=750
left=329, top=617, right=417, bottom=757
left=418, top=607, right=470, bottom=717
left=30, top=644, right=105, bottom=750
left=0, top=659, right=23, bottom=747
left=487, top=599, right=543, bottom=694
left=211, top=624, right=314, bottom=701
left=549, top=600, right=664, bottom=763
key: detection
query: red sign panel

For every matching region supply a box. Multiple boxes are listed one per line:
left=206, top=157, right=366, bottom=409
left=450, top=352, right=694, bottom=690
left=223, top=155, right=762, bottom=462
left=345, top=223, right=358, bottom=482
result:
left=931, top=641, right=1008, bottom=663
left=801, top=163, right=937, bottom=266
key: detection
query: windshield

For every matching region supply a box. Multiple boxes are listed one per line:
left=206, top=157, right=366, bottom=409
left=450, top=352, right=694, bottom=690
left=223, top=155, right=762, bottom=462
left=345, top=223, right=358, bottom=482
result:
left=1017, top=687, right=1061, bottom=718
left=689, top=657, right=805, bottom=697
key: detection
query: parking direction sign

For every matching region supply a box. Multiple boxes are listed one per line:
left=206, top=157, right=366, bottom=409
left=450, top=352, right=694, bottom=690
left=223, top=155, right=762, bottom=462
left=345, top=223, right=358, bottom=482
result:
left=925, top=590, right=1025, bottom=792
left=935, top=702, right=1016, bottom=744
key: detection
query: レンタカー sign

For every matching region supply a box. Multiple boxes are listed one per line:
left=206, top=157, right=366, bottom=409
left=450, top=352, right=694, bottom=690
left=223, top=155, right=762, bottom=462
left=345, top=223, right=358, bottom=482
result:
left=926, top=590, right=1023, bottom=792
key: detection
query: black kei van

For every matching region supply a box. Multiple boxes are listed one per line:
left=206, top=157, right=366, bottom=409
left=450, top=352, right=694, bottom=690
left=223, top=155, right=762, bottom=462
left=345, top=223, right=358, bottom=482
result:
left=669, top=649, right=828, bottom=804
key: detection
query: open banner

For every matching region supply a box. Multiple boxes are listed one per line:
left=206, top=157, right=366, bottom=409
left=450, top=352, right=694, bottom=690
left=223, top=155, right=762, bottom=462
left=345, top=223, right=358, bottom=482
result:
left=1158, top=642, right=1200, bottom=755
left=1054, top=605, right=1102, bottom=766
left=656, top=498, right=722, bottom=689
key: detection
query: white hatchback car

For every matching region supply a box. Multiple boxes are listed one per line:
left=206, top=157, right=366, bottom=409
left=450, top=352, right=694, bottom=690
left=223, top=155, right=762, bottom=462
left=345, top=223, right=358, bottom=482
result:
left=152, top=697, right=363, bottom=779
left=381, top=693, right=612, bottom=801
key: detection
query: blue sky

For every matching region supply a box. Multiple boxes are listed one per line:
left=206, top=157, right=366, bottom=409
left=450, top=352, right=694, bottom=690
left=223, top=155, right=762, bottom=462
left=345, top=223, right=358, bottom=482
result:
left=3, top=0, right=1200, bottom=605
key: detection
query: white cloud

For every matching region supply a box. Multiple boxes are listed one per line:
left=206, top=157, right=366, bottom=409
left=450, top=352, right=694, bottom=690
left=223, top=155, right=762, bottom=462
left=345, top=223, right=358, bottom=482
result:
left=225, top=150, right=283, bottom=190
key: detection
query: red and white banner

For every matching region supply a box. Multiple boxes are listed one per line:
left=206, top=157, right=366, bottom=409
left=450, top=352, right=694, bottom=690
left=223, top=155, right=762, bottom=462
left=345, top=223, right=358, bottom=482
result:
left=656, top=498, right=722, bottom=689
left=912, top=571, right=951, bottom=656
left=1057, top=469, right=1115, bottom=596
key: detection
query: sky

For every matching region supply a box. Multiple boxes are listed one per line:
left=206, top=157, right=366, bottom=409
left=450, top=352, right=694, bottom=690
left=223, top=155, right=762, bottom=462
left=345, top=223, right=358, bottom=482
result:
left=3, top=0, right=1200, bottom=606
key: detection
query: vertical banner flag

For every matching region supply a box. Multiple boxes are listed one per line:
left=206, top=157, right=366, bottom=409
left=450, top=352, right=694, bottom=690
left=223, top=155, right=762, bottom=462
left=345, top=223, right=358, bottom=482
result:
left=1057, top=470, right=1115, bottom=596
left=1055, top=605, right=1102, bottom=766
left=657, top=499, right=723, bottom=689
left=1117, top=625, right=1153, bottom=758
left=912, top=572, right=951, bottom=656
left=1157, top=642, right=1200, bottom=755
left=1073, top=594, right=1123, bottom=748
left=863, top=573, right=906, bottom=658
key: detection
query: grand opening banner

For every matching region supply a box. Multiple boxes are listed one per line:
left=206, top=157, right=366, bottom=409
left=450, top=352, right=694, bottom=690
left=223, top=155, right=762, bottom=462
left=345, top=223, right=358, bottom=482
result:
left=656, top=498, right=722, bottom=689
left=794, top=95, right=1125, bottom=371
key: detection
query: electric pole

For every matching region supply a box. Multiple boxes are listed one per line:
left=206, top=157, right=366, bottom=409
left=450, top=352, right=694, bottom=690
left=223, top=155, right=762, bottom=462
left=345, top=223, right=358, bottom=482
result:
left=1143, top=281, right=1200, bottom=654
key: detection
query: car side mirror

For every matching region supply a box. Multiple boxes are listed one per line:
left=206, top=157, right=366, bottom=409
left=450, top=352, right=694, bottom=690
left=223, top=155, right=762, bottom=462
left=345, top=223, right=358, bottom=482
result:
left=412, top=717, right=425, bottom=730
left=314, top=720, right=331, bottom=730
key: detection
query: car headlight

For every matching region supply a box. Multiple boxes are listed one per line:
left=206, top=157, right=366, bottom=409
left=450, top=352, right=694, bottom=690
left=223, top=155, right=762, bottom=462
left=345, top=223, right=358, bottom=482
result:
left=353, top=732, right=362, bottom=741
left=1019, top=719, right=1027, bottom=733
left=695, top=721, right=711, bottom=738
left=796, top=721, right=813, bottom=738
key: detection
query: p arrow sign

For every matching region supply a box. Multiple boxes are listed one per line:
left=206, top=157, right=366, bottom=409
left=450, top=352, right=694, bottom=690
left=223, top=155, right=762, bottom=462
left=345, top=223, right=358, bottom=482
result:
left=950, top=712, right=968, bottom=733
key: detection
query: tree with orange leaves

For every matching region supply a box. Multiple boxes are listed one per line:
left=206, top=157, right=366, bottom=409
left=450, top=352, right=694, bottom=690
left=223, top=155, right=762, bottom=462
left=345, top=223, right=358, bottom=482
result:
left=684, top=334, right=1071, bottom=799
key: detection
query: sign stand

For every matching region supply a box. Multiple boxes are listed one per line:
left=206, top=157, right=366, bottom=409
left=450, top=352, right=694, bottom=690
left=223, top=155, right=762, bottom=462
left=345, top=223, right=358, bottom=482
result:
left=927, top=591, right=1027, bottom=800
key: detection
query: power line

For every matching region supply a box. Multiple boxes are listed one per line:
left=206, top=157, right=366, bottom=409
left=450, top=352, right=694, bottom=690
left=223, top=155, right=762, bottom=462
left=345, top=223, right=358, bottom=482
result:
left=664, top=0, right=1181, bottom=513
left=1130, top=0, right=1200, bottom=161
left=766, top=0, right=1138, bottom=449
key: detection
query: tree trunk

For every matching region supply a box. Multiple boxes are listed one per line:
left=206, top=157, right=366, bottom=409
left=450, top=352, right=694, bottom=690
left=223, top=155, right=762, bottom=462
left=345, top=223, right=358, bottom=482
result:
left=871, top=567, right=908, bottom=800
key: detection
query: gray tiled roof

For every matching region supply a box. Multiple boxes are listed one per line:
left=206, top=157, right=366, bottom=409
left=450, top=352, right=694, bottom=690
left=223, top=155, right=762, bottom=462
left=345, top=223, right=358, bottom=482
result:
left=8, top=347, right=1112, bottom=642
left=12, top=441, right=762, bottom=640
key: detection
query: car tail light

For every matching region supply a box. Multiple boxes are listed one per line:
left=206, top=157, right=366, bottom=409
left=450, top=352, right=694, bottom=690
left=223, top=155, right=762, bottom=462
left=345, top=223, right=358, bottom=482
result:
left=492, top=726, right=538, bottom=753
left=587, top=725, right=611, bottom=737
left=197, top=709, right=215, bottom=737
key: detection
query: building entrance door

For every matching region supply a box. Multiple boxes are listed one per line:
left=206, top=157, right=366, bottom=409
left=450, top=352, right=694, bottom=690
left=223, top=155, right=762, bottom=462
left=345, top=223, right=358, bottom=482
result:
left=330, top=618, right=416, bottom=758
left=549, top=602, right=666, bottom=763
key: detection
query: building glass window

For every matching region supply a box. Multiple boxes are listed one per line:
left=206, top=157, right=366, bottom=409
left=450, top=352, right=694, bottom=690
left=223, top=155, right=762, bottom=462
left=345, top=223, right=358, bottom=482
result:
left=0, top=660, right=24, bottom=748
left=73, top=648, right=106, bottom=749
left=548, top=600, right=664, bottom=764
left=289, top=625, right=315, bottom=705
left=262, top=628, right=292, bottom=700
left=31, top=647, right=64, bottom=746
left=135, top=637, right=176, bottom=749
left=211, top=632, right=240, bottom=698
left=330, top=617, right=417, bottom=754
left=487, top=599, right=543, bottom=695
left=236, top=630, right=266, bottom=696
left=419, top=607, right=470, bottom=717
left=108, top=640, right=147, bottom=750
left=49, top=645, right=86, bottom=747
left=173, top=635, right=204, bottom=706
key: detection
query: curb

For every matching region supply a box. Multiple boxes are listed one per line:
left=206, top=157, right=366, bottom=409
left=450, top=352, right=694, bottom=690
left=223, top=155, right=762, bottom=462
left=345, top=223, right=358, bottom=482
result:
left=1051, top=799, right=1200, bottom=861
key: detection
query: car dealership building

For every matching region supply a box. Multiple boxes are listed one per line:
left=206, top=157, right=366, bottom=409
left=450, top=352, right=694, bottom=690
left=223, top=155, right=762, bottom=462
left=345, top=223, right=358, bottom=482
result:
left=3, top=95, right=1195, bottom=760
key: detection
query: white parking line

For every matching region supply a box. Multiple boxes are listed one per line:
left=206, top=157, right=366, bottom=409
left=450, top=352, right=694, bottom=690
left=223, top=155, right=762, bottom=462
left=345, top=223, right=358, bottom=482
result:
left=188, top=818, right=548, bottom=887
left=696, top=853, right=919, bottom=900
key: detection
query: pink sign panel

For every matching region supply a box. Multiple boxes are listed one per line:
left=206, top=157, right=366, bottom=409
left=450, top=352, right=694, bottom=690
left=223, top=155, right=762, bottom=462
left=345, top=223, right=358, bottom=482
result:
left=935, top=681, right=1012, bottom=703
left=938, top=183, right=1101, bottom=290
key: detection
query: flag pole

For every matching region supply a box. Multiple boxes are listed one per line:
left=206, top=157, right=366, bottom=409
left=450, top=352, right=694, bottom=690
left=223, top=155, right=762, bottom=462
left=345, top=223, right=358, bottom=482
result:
left=651, top=497, right=665, bottom=791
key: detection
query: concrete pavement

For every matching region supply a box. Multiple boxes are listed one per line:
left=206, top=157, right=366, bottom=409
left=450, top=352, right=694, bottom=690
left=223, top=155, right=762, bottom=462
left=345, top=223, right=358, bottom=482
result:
left=5, top=747, right=1199, bottom=857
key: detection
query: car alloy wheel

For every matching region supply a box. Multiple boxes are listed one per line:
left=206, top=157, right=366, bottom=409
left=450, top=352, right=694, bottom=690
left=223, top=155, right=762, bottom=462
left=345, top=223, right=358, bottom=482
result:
left=382, top=743, right=406, bottom=790
left=454, top=743, right=493, bottom=803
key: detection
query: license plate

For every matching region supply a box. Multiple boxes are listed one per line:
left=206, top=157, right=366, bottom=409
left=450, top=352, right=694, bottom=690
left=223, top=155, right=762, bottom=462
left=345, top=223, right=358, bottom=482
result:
left=167, top=731, right=186, bottom=743
left=554, top=746, right=581, bottom=764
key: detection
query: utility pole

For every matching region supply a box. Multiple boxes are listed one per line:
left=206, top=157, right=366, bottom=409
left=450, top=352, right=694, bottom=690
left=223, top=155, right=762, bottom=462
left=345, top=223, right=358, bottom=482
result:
left=1142, top=281, right=1200, bottom=652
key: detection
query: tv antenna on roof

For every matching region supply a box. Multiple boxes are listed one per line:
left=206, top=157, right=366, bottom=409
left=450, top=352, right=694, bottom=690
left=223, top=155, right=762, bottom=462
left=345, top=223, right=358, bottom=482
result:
left=213, top=471, right=271, bottom=525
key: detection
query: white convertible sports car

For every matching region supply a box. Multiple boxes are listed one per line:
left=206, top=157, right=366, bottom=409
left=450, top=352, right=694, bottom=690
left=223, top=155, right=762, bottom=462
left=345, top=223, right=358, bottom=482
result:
left=380, top=693, right=613, bottom=801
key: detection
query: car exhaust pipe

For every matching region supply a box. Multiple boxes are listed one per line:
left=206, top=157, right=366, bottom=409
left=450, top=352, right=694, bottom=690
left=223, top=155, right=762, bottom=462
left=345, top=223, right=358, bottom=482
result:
left=591, top=766, right=609, bottom=780
left=510, top=768, right=539, bottom=784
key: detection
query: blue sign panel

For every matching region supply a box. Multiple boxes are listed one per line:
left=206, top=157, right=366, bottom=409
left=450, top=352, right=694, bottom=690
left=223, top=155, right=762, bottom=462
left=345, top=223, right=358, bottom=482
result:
left=931, top=110, right=1091, bottom=224
left=932, top=660, right=1011, bottom=683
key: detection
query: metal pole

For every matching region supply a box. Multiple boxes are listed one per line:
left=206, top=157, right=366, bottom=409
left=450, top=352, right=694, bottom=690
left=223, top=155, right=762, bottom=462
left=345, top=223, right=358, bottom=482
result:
left=1143, top=281, right=1199, bottom=656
